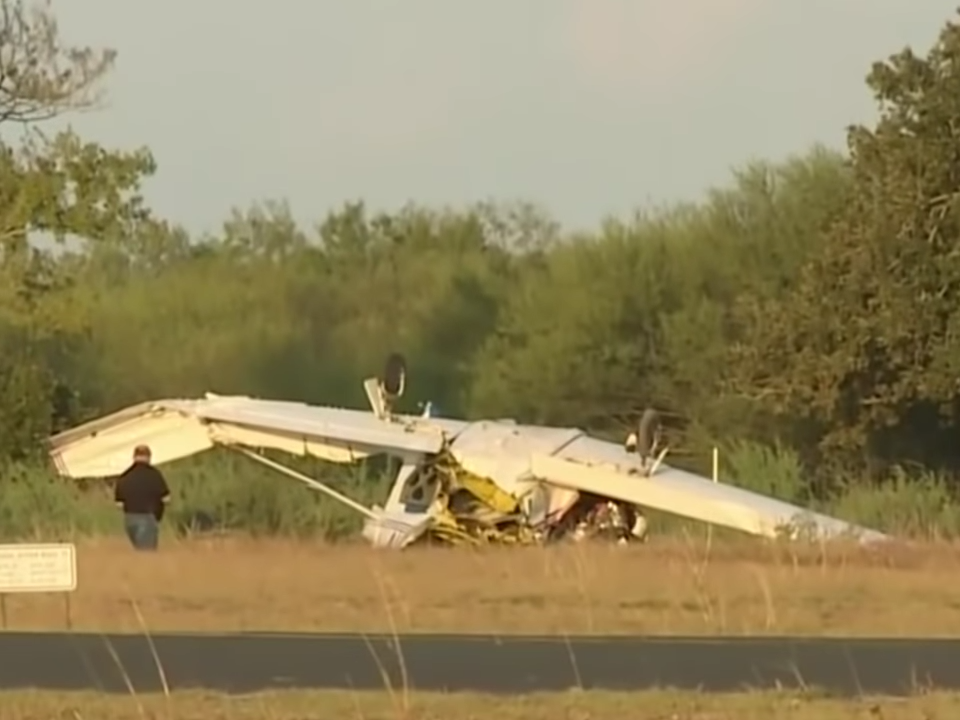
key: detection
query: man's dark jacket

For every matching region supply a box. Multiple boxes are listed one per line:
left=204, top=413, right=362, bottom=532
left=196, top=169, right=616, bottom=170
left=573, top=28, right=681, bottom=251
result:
left=114, top=462, right=170, bottom=520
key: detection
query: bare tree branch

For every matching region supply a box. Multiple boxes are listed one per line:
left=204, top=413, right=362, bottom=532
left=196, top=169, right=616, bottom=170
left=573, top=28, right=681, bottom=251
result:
left=0, top=0, right=115, bottom=125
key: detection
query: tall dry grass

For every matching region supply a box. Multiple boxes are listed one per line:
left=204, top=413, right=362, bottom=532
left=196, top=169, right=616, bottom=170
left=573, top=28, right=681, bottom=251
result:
left=4, top=688, right=958, bottom=720
left=2, top=534, right=959, bottom=635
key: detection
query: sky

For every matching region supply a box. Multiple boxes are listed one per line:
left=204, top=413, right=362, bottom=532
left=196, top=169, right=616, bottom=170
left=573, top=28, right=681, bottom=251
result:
left=42, top=0, right=960, bottom=236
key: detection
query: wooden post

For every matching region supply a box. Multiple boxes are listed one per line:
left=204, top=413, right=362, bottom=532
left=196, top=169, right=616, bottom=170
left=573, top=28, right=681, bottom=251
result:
left=1, top=594, right=7, bottom=629
left=64, top=593, right=72, bottom=630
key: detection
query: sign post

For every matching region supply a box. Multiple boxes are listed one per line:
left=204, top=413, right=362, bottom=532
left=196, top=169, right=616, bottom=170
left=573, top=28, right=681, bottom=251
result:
left=0, top=543, right=77, bottom=629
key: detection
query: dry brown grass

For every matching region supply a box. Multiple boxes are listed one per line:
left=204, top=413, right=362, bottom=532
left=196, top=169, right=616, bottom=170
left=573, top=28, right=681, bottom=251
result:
left=6, top=534, right=960, bottom=635
left=2, top=689, right=958, bottom=719
left=0, top=691, right=960, bottom=720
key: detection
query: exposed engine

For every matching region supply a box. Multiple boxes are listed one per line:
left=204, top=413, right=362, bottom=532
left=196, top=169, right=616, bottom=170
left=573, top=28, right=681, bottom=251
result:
left=543, top=491, right=648, bottom=545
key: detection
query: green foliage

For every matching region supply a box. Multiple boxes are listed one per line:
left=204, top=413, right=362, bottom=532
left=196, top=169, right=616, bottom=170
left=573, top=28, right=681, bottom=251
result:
left=727, top=13, right=960, bottom=475
left=6, top=1, right=960, bottom=540
left=0, top=455, right=394, bottom=541
left=723, top=440, right=808, bottom=505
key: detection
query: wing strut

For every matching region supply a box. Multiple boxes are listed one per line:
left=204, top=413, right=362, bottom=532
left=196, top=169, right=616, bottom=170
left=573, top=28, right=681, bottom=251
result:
left=234, top=448, right=378, bottom=520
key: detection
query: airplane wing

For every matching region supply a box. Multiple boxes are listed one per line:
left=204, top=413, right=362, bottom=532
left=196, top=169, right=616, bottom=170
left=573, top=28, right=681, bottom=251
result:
left=47, top=392, right=888, bottom=547
left=528, top=436, right=889, bottom=544
left=47, top=393, right=466, bottom=479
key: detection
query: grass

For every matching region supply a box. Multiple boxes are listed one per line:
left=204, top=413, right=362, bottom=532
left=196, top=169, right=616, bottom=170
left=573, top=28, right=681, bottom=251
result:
left=3, top=688, right=960, bottom=719
left=3, top=534, right=960, bottom=635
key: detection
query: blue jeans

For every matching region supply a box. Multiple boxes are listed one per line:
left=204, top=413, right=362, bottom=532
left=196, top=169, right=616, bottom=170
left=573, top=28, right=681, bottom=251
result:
left=124, top=513, right=159, bottom=551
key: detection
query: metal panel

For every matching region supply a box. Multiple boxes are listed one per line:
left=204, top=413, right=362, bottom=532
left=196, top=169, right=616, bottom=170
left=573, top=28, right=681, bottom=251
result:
left=49, top=408, right=215, bottom=478
left=47, top=400, right=200, bottom=452
left=449, top=421, right=583, bottom=496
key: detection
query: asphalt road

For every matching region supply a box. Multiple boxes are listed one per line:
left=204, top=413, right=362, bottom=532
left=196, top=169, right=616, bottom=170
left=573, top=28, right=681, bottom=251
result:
left=1, top=632, right=958, bottom=696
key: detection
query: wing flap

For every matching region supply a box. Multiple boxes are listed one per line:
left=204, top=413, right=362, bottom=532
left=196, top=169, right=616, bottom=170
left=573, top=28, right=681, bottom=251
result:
left=209, top=423, right=376, bottom=463
left=49, top=404, right=215, bottom=478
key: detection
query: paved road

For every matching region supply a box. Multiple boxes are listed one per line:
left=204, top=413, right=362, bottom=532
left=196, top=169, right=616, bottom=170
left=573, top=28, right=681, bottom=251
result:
left=1, top=632, right=958, bottom=696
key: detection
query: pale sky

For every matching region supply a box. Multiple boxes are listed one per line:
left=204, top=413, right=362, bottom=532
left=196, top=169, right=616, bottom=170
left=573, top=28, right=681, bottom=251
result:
left=43, top=1, right=960, bottom=235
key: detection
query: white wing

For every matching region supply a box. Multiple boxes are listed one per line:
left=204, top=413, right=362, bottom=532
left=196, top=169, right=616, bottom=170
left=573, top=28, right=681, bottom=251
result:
left=529, top=436, right=888, bottom=544
left=47, top=393, right=466, bottom=479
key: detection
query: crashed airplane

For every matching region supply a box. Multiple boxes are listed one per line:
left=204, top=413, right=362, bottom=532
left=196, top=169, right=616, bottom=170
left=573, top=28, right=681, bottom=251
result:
left=46, top=353, right=888, bottom=548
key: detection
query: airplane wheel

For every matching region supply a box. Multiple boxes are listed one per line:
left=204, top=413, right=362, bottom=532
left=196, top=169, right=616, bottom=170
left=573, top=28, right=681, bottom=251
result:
left=637, top=408, right=662, bottom=458
left=631, top=513, right=649, bottom=542
left=382, top=352, right=406, bottom=398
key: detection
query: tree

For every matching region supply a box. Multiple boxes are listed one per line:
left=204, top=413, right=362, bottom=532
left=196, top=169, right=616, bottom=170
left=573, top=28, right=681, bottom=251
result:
left=0, top=0, right=115, bottom=124
left=0, top=0, right=156, bottom=459
left=465, top=149, right=851, bottom=461
left=727, top=10, right=960, bottom=476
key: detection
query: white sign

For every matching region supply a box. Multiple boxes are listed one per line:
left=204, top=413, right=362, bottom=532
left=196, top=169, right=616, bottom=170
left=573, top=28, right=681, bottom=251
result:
left=0, top=543, right=77, bottom=593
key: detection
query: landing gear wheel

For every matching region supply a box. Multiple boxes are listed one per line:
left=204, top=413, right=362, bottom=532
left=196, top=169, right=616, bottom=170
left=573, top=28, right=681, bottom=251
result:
left=637, top=408, right=662, bottom=459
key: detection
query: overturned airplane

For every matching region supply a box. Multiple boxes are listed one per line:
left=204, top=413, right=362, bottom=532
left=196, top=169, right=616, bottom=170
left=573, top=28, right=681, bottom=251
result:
left=46, top=354, right=889, bottom=548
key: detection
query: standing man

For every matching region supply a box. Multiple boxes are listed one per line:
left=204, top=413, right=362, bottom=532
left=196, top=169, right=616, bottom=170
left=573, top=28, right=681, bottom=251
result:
left=113, top=444, right=170, bottom=551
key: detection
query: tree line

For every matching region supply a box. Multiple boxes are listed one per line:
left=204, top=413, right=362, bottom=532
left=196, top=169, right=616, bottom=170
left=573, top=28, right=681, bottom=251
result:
left=5, top=1, right=960, bottom=510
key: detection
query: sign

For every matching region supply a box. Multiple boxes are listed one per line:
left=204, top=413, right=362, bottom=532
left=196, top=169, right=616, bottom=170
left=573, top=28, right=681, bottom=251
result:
left=0, top=543, right=77, bottom=594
